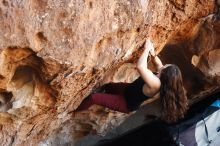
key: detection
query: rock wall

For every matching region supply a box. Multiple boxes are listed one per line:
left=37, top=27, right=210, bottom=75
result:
left=0, top=0, right=219, bottom=145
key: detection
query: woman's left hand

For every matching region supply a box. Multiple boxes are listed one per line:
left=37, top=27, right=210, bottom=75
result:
left=144, top=39, right=154, bottom=53
left=150, top=46, right=156, bottom=57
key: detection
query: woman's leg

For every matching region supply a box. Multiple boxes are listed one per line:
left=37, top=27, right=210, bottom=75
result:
left=76, top=93, right=130, bottom=113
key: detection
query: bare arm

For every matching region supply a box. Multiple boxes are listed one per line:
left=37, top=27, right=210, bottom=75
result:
left=137, top=39, right=161, bottom=91
left=149, top=45, right=163, bottom=71
left=151, top=56, right=163, bottom=72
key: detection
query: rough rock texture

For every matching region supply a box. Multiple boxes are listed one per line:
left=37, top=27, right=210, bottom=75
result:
left=0, top=0, right=220, bottom=145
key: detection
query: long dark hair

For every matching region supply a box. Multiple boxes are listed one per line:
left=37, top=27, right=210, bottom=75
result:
left=160, top=65, right=188, bottom=123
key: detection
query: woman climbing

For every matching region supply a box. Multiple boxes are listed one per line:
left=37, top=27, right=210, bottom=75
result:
left=76, top=39, right=188, bottom=123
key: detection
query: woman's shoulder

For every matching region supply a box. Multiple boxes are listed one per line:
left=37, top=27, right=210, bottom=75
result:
left=142, top=83, right=160, bottom=97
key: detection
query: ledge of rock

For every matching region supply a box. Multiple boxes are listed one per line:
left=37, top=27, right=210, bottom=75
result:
left=0, top=0, right=220, bottom=145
